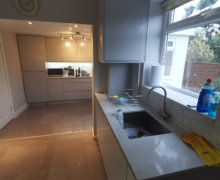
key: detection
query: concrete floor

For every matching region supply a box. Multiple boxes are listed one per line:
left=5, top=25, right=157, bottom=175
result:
left=0, top=102, right=107, bottom=180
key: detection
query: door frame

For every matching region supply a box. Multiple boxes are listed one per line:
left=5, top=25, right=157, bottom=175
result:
left=0, top=32, right=15, bottom=120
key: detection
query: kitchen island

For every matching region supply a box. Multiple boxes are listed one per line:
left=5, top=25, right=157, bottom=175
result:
left=95, top=93, right=220, bottom=180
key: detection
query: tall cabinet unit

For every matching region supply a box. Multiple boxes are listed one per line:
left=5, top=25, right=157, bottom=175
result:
left=17, top=35, right=47, bottom=103
left=98, top=0, right=149, bottom=63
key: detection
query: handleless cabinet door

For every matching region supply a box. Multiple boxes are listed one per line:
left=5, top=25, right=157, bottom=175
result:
left=99, top=0, right=149, bottom=63
left=45, top=37, right=62, bottom=62
left=23, top=72, right=48, bottom=103
left=76, top=39, right=93, bottom=62
left=61, top=39, right=77, bottom=62
left=127, top=166, right=136, bottom=180
left=17, top=36, right=46, bottom=71
left=48, top=79, right=64, bottom=101
left=95, top=98, right=127, bottom=180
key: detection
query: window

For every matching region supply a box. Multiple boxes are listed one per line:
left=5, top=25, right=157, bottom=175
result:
left=163, top=0, right=220, bottom=94
left=171, top=0, right=220, bottom=23
left=164, top=39, right=175, bottom=77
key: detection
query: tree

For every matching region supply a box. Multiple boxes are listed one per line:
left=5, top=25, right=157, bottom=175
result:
left=207, top=34, right=220, bottom=62
left=213, top=74, right=220, bottom=91
left=197, top=0, right=218, bottom=10
left=184, top=6, right=195, bottom=17
left=195, top=24, right=220, bottom=62
left=186, top=38, right=214, bottom=63
left=184, top=0, right=219, bottom=17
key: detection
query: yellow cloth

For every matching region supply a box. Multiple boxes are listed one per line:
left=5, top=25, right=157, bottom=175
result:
left=180, top=133, right=220, bottom=167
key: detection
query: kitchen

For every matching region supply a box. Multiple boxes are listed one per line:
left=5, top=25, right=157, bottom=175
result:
left=0, top=0, right=220, bottom=180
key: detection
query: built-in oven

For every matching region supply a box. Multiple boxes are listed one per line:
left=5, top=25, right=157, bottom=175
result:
left=47, top=68, right=64, bottom=76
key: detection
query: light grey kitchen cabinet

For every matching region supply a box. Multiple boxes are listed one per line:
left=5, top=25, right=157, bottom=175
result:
left=45, top=37, right=63, bottom=62
left=17, top=35, right=46, bottom=71
left=48, top=79, right=64, bottom=101
left=61, top=39, right=77, bottom=62
left=95, top=98, right=127, bottom=180
left=64, top=82, right=91, bottom=91
left=23, top=72, right=48, bottom=103
left=127, top=166, right=136, bottom=180
left=76, top=39, right=93, bottom=62
left=64, top=91, right=91, bottom=100
left=98, top=0, right=149, bottom=63
left=63, top=78, right=92, bottom=100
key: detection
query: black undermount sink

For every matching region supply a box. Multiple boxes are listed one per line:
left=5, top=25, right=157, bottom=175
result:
left=123, top=111, right=171, bottom=139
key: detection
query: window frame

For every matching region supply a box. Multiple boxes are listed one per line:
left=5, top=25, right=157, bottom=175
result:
left=161, top=5, right=220, bottom=96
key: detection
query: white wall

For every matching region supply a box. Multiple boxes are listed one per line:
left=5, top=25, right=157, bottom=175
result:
left=0, top=30, right=27, bottom=116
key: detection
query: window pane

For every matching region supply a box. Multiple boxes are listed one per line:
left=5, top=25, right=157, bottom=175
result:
left=163, top=23, right=220, bottom=93
left=164, top=51, right=173, bottom=76
left=172, top=0, right=220, bottom=23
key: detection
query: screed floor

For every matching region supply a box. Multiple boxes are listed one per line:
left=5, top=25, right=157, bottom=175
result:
left=0, top=102, right=107, bottom=180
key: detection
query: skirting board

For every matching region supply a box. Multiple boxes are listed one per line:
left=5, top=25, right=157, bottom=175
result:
left=14, top=103, right=28, bottom=118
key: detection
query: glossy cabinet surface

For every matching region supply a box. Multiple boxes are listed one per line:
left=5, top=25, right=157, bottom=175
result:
left=95, top=98, right=128, bottom=180
left=17, top=35, right=46, bottom=71
left=45, top=37, right=93, bottom=62
left=47, top=78, right=92, bottom=101
left=98, top=0, right=149, bottom=63
left=23, top=72, right=48, bottom=103
left=126, top=166, right=136, bottom=180
left=45, top=37, right=63, bottom=62
left=76, top=39, right=93, bottom=62
left=48, top=79, right=64, bottom=101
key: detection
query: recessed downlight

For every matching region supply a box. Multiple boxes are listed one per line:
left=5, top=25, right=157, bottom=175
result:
left=28, top=21, right=32, bottom=25
left=74, top=24, right=78, bottom=28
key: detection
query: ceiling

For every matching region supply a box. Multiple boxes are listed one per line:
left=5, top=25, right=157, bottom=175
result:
left=0, top=19, right=93, bottom=37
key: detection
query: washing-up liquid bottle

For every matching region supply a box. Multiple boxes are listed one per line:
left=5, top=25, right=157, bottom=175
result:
left=116, top=109, right=123, bottom=126
left=208, top=92, right=220, bottom=118
left=197, top=78, right=215, bottom=112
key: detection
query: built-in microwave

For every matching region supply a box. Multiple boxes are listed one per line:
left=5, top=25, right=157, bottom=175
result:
left=47, top=68, right=64, bottom=76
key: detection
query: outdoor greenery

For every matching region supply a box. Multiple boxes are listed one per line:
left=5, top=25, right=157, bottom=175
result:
left=184, top=0, right=219, bottom=18
left=184, top=0, right=220, bottom=63
left=183, top=0, right=220, bottom=91
left=186, top=37, right=214, bottom=63
left=213, top=74, right=220, bottom=91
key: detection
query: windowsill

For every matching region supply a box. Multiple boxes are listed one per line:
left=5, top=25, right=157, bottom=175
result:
left=142, top=85, right=215, bottom=120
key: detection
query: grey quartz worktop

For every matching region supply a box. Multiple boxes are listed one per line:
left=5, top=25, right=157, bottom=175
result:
left=95, top=93, right=205, bottom=180
left=47, top=76, right=92, bottom=79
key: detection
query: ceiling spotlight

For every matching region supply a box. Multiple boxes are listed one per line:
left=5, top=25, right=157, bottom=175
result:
left=69, top=35, right=73, bottom=40
left=74, top=24, right=78, bottom=28
left=60, top=34, right=64, bottom=40
left=28, top=21, right=32, bottom=25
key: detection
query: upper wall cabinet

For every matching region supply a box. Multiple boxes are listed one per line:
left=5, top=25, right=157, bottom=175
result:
left=98, top=0, right=149, bottom=63
left=76, top=39, right=93, bottom=62
left=17, top=35, right=46, bottom=71
left=61, top=39, right=77, bottom=62
left=45, top=37, right=93, bottom=62
left=45, top=37, right=63, bottom=62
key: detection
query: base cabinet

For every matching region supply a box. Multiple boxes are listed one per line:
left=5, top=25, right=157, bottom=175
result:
left=127, top=166, right=136, bottom=180
left=48, top=79, right=64, bottom=101
left=95, top=98, right=136, bottom=180
left=47, top=78, right=92, bottom=102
